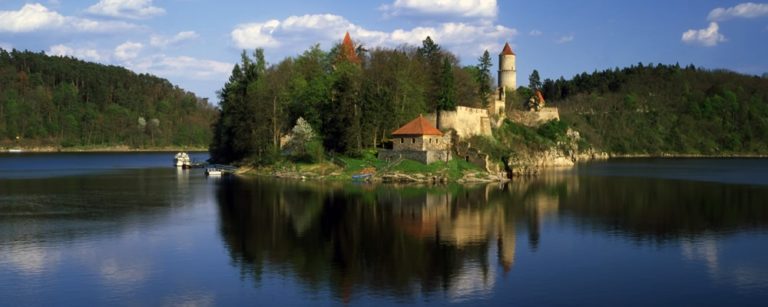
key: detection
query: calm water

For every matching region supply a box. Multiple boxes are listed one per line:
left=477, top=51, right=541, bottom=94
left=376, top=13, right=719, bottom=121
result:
left=1, top=153, right=768, bottom=306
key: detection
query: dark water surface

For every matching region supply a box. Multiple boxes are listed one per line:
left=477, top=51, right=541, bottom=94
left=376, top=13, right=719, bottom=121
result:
left=1, top=154, right=767, bottom=306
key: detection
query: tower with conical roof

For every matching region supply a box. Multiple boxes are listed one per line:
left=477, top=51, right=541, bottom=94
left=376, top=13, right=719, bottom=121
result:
left=338, top=32, right=360, bottom=64
left=498, top=42, right=516, bottom=92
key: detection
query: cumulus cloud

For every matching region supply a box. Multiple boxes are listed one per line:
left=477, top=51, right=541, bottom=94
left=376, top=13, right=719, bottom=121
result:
left=380, top=0, right=498, bottom=18
left=682, top=22, right=727, bottom=47
left=708, top=2, right=768, bottom=21
left=114, top=41, right=143, bottom=60
left=150, top=31, right=199, bottom=47
left=128, top=55, right=233, bottom=80
left=231, top=14, right=517, bottom=58
left=0, top=3, right=137, bottom=33
left=556, top=35, right=574, bottom=44
left=86, top=0, right=165, bottom=19
left=49, top=44, right=106, bottom=61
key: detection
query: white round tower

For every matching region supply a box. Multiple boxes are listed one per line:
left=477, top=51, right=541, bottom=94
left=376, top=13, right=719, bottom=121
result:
left=498, top=42, right=517, bottom=91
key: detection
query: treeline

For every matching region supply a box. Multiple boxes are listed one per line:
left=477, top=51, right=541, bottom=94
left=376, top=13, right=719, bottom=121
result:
left=537, top=63, right=768, bottom=154
left=0, top=48, right=217, bottom=148
left=210, top=37, right=493, bottom=164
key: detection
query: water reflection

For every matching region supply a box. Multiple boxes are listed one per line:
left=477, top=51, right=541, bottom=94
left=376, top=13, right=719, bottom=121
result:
left=215, top=176, right=568, bottom=302
left=216, top=173, right=768, bottom=303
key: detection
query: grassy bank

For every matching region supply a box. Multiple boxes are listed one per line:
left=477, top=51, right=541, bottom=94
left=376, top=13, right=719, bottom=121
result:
left=240, top=150, right=489, bottom=182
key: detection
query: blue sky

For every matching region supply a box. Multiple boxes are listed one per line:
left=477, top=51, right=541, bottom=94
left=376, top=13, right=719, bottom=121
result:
left=1, top=0, right=767, bottom=102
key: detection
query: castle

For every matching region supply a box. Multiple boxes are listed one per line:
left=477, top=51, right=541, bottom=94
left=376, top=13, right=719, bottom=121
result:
left=382, top=39, right=560, bottom=165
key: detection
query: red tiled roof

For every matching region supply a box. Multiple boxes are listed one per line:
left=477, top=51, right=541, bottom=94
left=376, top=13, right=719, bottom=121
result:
left=500, top=42, right=515, bottom=56
left=339, top=32, right=361, bottom=64
left=392, top=115, right=443, bottom=136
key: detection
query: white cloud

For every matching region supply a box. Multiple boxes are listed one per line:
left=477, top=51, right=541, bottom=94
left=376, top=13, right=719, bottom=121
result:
left=231, top=14, right=517, bottom=58
left=556, top=35, right=574, bottom=44
left=381, top=0, right=497, bottom=18
left=87, top=0, right=165, bottom=19
left=128, top=55, right=233, bottom=80
left=682, top=22, right=727, bottom=47
left=708, top=2, right=768, bottom=21
left=114, top=41, right=143, bottom=61
left=0, top=3, right=137, bottom=33
left=150, top=31, right=199, bottom=47
left=529, top=30, right=542, bottom=36
left=0, top=42, right=12, bottom=50
left=49, top=44, right=106, bottom=61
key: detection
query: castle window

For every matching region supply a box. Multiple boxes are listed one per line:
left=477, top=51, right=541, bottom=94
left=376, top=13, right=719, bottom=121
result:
left=412, top=138, right=415, bottom=144
left=400, top=138, right=404, bottom=144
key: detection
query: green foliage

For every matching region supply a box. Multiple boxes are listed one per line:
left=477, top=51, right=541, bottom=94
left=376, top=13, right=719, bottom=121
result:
left=536, top=120, right=568, bottom=143
left=529, top=69, right=541, bottom=91
left=475, top=50, right=493, bottom=107
left=553, top=63, right=768, bottom=154
left=211, top=37, right=483, bottom=164
left=0, top=48, right=216, bottom=148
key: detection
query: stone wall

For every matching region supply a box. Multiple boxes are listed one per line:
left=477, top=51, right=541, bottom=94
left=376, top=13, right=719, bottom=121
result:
left=378, top=149, right=451, bottom=164
left=508, top=107, right=560, bottom=127
left=392, top=135, right=450, bottom=151
left=427, top=106, right=492, bottom=139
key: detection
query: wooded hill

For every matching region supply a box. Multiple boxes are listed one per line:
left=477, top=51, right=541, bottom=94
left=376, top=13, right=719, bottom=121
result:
left=543, top=64, right=768, bottom=154
left=0, top=48, right=217, bottom=148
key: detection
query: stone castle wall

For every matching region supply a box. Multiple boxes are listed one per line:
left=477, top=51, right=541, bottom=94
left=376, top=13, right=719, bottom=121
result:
left=508, top=107, right=560, bottom=127
left=378, top=149, right=451, bottom=165
left=427, top=106, right=492, bottom=139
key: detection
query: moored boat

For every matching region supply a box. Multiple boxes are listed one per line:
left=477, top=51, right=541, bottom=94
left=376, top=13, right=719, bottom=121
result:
left=205, top=168, right=222, bottom=176
left=174, top=152, right=191, bottom=167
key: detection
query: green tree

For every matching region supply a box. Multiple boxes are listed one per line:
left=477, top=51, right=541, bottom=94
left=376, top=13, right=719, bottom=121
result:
left=436, top=58, right=457, bottom=129
left=529, top=69, right=542, bottom=92
left=476, top=50, right=493, bottom=107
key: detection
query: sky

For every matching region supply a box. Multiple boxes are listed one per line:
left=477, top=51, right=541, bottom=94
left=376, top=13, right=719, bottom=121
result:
left=1, top=0, right=767, bottom=102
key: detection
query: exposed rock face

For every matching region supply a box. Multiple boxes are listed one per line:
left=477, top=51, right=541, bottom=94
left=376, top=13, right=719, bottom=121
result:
left=506, top=129, right=608, bottom=177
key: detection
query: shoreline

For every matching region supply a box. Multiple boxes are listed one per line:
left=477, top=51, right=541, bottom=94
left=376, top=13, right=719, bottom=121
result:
left=1, top=146, right=208, bottom=153
left=607, top=153, right=768, bottom=159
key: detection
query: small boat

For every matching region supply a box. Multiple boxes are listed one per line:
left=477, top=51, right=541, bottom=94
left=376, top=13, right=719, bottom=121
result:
left=174, top=152, right=191, bottom=167
left=7, top=149, right=23, bottom=153
left=205, top=168, right=222, bottom=176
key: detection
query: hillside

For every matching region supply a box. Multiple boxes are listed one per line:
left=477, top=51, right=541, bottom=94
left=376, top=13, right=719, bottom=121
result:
left=541, top=64, right=768, bottom=155
left=0, top=48, right=217, bottom=149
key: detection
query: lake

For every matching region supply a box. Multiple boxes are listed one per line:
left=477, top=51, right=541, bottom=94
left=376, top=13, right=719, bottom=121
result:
left=1, top=153, right=767, bottom=306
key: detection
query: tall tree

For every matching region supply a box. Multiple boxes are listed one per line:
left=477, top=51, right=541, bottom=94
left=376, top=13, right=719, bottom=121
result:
left=529, top=69, right=542, bottom=92
left=476, top=50, right=493, bottom=107
left=436, top=58, right=456, bottom=129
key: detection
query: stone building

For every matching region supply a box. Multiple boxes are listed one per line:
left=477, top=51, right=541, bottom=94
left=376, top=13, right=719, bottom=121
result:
left=378, top=115, right=451, bottom=164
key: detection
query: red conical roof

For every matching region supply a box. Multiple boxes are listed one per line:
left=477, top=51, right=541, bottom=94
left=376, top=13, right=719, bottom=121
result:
left=392, top=115, right=443, bottom=136
left=339, top=32, right=360, bottom=64
left=500, top=42, right=515, bottom=56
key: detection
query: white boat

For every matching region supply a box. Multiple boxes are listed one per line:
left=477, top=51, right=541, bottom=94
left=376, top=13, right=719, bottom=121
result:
left=7, top=149, right=23, bottom=153
left=174, top=152, right=191, bottom=167
left=205, top=168, right=222, bottom=176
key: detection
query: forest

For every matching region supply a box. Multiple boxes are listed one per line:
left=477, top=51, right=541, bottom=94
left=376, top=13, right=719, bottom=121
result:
left=210, top=36, right=493, bottom=164
left=0, top=48, right=217, bottom=149
left=542, top=64, right=768, bottom=154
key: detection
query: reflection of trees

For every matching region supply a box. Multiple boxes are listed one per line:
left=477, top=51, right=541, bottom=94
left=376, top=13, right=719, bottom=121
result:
left=555, top=175, right=768, bottom=241
left=216, top=180, right=551, bottom=302
left=216, top=173, right=768, bottom=301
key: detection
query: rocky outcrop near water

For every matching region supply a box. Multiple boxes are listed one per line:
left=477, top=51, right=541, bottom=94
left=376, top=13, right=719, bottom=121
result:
left=506, top=129, right=608, bottom=177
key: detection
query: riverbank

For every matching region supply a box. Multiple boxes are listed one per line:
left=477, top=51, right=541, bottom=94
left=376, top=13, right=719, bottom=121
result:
left=1, top=145, right=208, bottom=153
left=235, top=156, right=506, bottom=184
